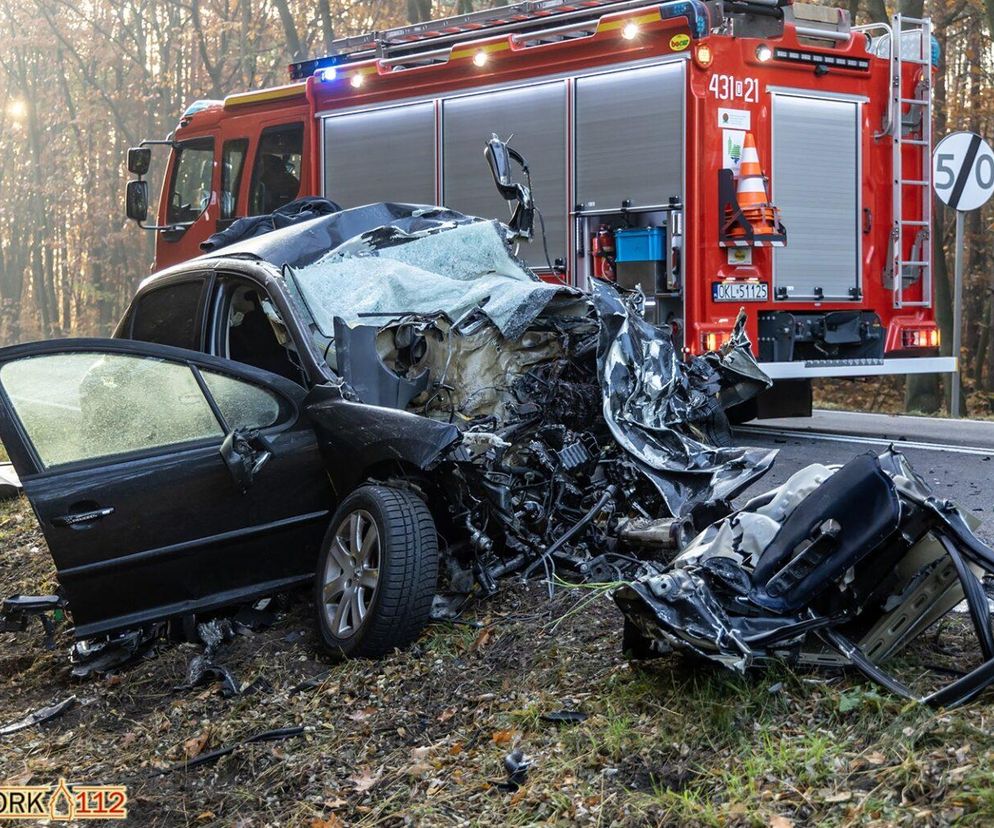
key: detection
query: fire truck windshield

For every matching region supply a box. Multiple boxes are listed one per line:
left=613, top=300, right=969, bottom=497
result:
left=248, top=123, right=303, bottom=215
left=167, top=137, right=214, bottom=225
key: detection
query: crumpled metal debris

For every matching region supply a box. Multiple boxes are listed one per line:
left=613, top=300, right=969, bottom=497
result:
left=615, top=448, right=994, bottom=708
left=0, top=695, right=77, bottom=737
left=70, top=627, right=158, bottom=679
left=497, top=748, right=532, bottom=792
left=174, top=619, right=239, bottom=698
left=592, top=283, right=775, bottom=517
left=149, top=726, right=306, bottom=776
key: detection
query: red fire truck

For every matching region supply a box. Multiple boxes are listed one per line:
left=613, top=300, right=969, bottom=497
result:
left=125, top=0, right=954, bottom=414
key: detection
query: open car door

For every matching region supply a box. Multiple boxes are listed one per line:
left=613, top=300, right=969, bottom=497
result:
left=0, top=338, right=333, bottom=638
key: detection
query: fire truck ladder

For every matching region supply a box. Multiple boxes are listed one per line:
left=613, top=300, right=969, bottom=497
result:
left=890, top=13, right=933, bottom=309
left=289, top=0, right=712, bottom=77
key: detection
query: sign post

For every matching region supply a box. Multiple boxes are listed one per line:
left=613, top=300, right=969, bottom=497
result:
left=932, top=131, right=994, bottom=416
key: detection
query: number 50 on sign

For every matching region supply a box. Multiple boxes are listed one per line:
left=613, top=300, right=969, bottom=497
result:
left=933, top=131, right=994, bottom=212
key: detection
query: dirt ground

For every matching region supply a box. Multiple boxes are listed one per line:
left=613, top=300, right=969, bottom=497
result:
left=815, top=376, right=994, bottom=419
left=3, top=493, right=994, bottom=827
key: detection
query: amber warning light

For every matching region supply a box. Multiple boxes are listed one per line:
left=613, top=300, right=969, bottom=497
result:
left=702, top=331, right=731, bottom=352
left=902, top=327, right=940, bottom=350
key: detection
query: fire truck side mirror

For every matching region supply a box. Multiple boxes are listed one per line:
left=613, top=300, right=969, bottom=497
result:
left=127, top=147, right=152, bottom=177
left=126, top=180, right=149, bottom=223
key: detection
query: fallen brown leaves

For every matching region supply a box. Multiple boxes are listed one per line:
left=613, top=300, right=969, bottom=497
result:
left=2, top=492, right=994, bottom=826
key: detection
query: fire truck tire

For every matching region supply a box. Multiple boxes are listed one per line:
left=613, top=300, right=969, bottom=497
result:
left=698, top=408, right=734, bottom=448
left=315, top=485, right=439, bottom=660
left=726, top=399, right=759, bottom=425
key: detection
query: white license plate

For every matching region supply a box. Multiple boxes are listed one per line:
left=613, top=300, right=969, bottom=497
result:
left=712, top=281, right=769, bottom=302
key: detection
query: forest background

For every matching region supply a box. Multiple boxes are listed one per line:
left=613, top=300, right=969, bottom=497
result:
left=0, top=0, right=989, bottom=414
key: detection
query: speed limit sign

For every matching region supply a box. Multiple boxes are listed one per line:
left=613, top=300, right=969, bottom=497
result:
left=932, top=131, right=994, bottom=416
left=933, top=131, right=994, bottom=212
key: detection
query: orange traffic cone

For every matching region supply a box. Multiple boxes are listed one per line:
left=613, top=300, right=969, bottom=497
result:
left=728, top=132, right=780, bottom=238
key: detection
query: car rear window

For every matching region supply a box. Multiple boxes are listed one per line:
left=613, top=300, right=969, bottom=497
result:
left=130, top=281, right=204, bottom=350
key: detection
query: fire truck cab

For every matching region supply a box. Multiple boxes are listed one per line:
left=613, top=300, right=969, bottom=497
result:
left=125, top=0, right=955, bottom=415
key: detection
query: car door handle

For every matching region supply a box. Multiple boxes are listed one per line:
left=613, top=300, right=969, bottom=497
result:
left=53, top=507, right=115, bottom=528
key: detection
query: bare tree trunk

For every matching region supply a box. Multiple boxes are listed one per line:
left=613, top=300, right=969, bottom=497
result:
left=866, top=0, right=888, bottom=24
left=190, top=0, right=225, bottom=97
left=407, top=0, right=432, bottom=23
left=318, top=0, right=335, bottom=54
left=272, top=0, right=306, bottom=61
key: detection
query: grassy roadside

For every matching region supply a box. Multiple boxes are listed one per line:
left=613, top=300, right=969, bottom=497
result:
left=2, top=492, right=994, bottom=827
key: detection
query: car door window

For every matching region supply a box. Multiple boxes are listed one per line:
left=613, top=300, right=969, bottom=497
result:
left=248, top=123, right=303, bottom=215
left=130, top=281, right=205, bottom=350
left=220, top=138, right=249, bottom=220
left=201, top=369, right=282, bottom=430
left=0, top=353, right=224, bottom=469
left=221, top=281, right=303, bottom=383
left=166, top=138, right=215, bottom=225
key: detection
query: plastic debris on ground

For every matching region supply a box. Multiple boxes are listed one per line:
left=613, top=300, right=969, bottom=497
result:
left=0, top=695, right=77, bottom=737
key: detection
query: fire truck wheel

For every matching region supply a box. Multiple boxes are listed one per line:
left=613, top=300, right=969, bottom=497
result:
left=315, top=485, right=439, bottom=660
left=697, top=408, right=734, bottom=448
left=726, top=399, right=758, bottom=425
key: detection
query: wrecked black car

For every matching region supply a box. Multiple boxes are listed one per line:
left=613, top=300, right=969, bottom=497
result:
left=0, top=202, right=773, bottom=660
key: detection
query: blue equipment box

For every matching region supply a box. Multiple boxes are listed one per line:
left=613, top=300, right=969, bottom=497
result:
left=614, top=227, right=666, bottom=262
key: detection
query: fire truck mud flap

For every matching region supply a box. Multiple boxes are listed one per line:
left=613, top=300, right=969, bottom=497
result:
left=614, top=448, right=994, bottom=708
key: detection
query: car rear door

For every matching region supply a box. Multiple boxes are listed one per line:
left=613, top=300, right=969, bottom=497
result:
left=0, top=338, right=333, bottom=638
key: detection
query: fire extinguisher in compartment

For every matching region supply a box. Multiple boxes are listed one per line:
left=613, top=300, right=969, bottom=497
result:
left=591, top=225, right=616, bottom=280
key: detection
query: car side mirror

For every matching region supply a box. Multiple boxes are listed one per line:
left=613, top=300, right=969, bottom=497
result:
left=485, top=135, right=517, bottom=201
left=219, top=429, right=272, bottom=493
left=125, top=180, right=149, bottom=223
left=127, top=147, right=152, bottom=176
left=483, top=134, right=535, bottom=242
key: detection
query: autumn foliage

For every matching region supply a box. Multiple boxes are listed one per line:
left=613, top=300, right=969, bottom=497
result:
left=0, top=0, right=992, bottom=414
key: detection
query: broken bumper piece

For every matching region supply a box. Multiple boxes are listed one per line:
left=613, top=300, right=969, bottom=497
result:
left=615, top=448, right=994, bottom=708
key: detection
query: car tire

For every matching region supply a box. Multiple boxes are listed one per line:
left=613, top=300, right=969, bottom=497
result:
left=314, top=485, right=438, bottom=659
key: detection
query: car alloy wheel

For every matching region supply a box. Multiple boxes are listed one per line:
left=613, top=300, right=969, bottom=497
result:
left=321, top=509, right=381, bottom=638
left=314, top=484, right=438, bottom=658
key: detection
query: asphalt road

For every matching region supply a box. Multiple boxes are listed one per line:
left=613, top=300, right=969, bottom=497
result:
left=733, top=409, right=994, bottom=544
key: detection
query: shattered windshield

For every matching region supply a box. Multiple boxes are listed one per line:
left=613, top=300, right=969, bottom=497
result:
left=290, top=218, right=580, bottom=340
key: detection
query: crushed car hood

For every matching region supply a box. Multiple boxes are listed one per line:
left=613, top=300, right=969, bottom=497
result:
left=288, top=208, right=584, bottom=340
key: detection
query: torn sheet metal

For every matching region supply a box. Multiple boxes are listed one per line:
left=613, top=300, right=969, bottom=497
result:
left=615, top=448, right=994, bottom=708
left=0, top=696, right=77, bottom=737
left=592, top=282, right=775, bottom=516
